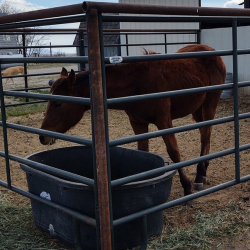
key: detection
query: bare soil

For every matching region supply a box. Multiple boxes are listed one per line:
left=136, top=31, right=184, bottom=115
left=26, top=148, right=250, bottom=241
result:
left=1, top=67, right=250, bottom=248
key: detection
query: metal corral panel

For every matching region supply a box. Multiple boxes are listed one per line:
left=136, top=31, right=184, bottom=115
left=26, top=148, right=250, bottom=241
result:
left=201, top=27, right=250, bottom=95
left=0, top=54, right=24, bottom=70
left=119, top=0, right=200, bottom=56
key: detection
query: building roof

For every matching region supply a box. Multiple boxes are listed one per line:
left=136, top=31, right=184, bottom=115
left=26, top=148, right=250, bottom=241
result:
left=73, top=18, right=120, bottom=46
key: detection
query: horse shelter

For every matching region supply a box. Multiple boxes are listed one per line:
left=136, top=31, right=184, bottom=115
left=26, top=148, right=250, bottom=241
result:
left=1, top=1, right=250, bottom=250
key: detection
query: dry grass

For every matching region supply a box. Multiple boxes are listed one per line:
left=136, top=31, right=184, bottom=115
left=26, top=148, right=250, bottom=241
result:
left=1, top=82, right=250, bottom=249
left=1, top=191, right=250, bottom=250
left=0, top=193, right=72, bottom=250
left=142, top=203, right=250, bottom=250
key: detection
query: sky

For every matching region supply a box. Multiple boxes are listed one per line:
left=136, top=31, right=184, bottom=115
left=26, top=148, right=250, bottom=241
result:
left=3, top=0, right=245, bottom=10
left=0, top=0, right=245, bottom=54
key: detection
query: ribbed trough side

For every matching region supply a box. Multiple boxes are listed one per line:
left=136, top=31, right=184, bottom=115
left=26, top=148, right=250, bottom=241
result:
left=21, top=146, right=176, bottom=250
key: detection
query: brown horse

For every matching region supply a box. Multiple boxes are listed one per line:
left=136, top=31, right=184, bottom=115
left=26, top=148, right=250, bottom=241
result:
left=39, top=44, right=226, bottom=197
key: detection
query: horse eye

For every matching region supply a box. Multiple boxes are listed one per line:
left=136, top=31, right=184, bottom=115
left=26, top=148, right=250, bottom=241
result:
left=54, top=101, right=62, bottom=108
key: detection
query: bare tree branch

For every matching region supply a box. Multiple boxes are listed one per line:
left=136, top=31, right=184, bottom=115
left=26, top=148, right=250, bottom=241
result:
left=0, top=1, right=21, bottom=14
left=0, top=1, right=51, bottom=56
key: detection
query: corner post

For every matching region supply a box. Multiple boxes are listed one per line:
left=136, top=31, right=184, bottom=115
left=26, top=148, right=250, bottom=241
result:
left=86, top=8, right=113, bottom=250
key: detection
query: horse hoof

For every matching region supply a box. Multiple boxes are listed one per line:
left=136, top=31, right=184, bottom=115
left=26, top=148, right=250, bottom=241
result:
left=202, top=176, right=207, bottom=184
left=194, top=182, right=203, bottom=191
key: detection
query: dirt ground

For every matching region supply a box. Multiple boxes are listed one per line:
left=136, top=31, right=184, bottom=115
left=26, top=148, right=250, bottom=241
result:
left=1, top=68, right=250, bottom=248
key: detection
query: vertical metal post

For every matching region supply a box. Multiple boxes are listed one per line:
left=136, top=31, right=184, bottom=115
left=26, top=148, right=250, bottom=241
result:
left=126, top=34, right=129, bottom=56
left=98, top=10, right=114, bottom=249
left=244, top=0, right=250, bottom=8
left=86, top=8, right=113, bottom=250
left=116, top=33, right=121, bottom=56
left=22, top=33, right=29, bottom=102
left=197, top=30, right=201, bottom=44
left=164, top=34, right=167, bottom=54
left=0, top=63, right=11, bottom=188
left=232, top=18, right=240, bottom=183
left=79, top=31, right=86, bottom=71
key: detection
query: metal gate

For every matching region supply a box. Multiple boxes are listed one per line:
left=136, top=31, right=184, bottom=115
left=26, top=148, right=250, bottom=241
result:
left=1, top=2, right=250, bottom=250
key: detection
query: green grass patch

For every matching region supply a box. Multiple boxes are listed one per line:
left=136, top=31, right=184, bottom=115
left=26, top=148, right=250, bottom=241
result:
left=1, top=89, right=49, bottom=119
left=0, top=193, right=71, bottom=250
left=4, top=103, right=47, bottom=119
left=0, top=102, right=47, bottom=120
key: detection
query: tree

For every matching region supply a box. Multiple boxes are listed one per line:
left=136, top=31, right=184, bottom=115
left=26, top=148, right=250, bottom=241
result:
left=0, top=0, right=20, bottom=14
left=15, top=30, right=50, bottom=57
left=0, top=1, right=50, bottom=57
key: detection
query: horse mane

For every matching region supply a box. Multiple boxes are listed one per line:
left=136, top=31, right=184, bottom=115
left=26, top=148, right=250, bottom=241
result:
left=141, top=47, right=160, bottom=55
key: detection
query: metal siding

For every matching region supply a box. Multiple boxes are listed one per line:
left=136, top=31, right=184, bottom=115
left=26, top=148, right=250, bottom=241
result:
left=119, top=0, right=199, bottom=56
left=0, top=35, right=18, bottom=55
left=201, top=27, right=250, bottom=95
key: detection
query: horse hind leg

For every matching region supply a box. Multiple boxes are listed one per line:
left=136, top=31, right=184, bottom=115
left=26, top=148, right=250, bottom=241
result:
left=11, top=78, right=15, bottom=87
left=192, top=93, right=220, bottom=191
left=194, top=126, right=211, bottom=191
left=191, top=107, right=207, bottom=190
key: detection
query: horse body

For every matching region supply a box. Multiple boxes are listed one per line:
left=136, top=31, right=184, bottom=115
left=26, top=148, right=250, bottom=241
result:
left=40, top=44, right=226, bottom=197
left=1, top=66, right=24, bottom=86
left=104, top=60, right=206, bottom=117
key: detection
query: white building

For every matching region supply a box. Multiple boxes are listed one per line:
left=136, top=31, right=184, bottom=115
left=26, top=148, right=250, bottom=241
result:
left=119, top=0, right=200, bottom=55
left=118, top=0, right=250, bottom=94
left=201, top=26, right=250, bottom=94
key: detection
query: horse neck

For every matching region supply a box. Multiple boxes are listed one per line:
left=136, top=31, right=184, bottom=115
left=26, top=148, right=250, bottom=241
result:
left=105, top=63, right=136, bottom=99
left=74, top=64, right=136, bottom=100
left=73, top=73, right=90, bottom=98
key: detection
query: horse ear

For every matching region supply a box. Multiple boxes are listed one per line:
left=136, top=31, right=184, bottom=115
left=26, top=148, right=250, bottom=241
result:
left=68, top=69, right=76, bottom=87
left=60, top=67, right=68, bottom=78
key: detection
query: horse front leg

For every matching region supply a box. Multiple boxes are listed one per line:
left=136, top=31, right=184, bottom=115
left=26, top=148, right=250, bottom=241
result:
left=156, top=121, right=192, bottom=197
left=11, top=78, right=15, bottom=88
left=128, top=117, right=149, bottom=152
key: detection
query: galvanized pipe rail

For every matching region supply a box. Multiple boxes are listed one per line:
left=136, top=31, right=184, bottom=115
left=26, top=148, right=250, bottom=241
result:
left=0, top=2, right=250, bottom=250
left=0, top=26, right=84, bottom=106
left=83, top=1, right=250, bottom=16
left=0, top=178, right=96, bottom=227
left=0, top=14, right=85, bottom=30
left=0, top=28, right=198, bottom=33
left=82, top=4, right=250, bottom=250
left=0, top=4, right=83, bottom=24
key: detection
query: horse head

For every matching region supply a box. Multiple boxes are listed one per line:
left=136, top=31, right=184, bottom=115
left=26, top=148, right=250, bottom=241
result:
left=39, top=67, right=89, bottom=145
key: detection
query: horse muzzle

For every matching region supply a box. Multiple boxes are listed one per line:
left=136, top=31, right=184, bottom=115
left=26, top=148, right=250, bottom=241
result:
left=48, top=79, right=55, bottom=86
left=39, top=135, right=56, bottom=145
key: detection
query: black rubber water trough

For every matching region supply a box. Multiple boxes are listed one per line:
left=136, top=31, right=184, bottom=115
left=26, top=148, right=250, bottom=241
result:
left=21, top=146, right=176, bottom=249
